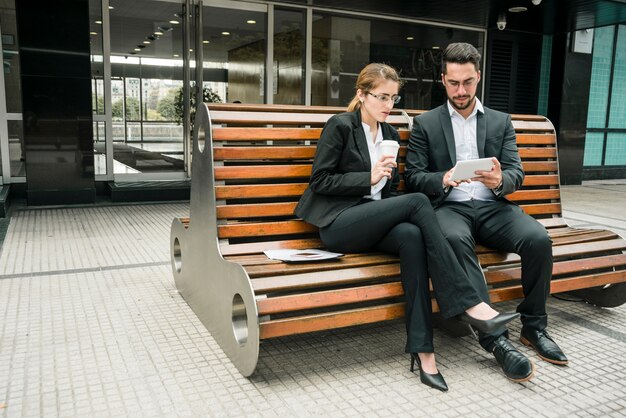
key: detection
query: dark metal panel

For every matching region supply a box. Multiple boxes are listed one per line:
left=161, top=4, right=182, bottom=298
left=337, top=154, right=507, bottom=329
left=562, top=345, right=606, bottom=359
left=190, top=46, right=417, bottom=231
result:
left=16, top=0, right=96, bottom=205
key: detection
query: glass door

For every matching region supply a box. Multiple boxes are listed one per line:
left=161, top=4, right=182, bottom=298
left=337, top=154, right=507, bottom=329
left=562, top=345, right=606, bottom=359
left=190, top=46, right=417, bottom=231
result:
left=0, top=0, right=25, bottom=184
left=91, top=0, right=189, bottom=181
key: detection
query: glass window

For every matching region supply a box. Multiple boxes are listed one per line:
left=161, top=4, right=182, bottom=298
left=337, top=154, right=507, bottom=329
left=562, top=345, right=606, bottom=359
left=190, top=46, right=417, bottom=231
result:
left=89, top=0, right=107, bottom=175
left=0, top=0, right=21, bottom=114
left=586, top=26, right=614, bottom=129
left=202, top=4, right=267, bottom=104
left=605, top=133, right=626, bottom=165
left=274, top=8, right=305, bottom=105
left=311, top=12, right=484, bottom=110
left=608, top=25, right=626, bottom=129
left=109, top=0, right=185, bottom=173
left=93, top=121, right=106, bottom=175
left=89, top=0, right=104, bottom=116
left=8, top=120, right=24, bottom=177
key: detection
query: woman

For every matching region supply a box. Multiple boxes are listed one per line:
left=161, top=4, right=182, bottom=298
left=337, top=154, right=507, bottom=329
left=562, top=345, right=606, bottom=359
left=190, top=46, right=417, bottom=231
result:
left=295, top=63, right=517, bottom=392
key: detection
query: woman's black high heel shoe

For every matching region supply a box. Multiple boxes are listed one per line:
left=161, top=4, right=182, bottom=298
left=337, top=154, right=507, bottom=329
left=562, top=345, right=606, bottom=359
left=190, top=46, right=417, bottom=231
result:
left=457, top=311, right=520, bottom=333
left=410, top=353, right=448, bottom=392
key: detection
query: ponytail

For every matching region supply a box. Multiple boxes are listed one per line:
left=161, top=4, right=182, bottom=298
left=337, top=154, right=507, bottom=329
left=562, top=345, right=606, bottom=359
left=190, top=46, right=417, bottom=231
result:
left=347, top=95, right=361, bottom=112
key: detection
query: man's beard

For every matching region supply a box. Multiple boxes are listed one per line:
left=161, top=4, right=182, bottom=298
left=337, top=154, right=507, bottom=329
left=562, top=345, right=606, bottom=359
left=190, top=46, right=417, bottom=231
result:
left=448, top=94, right=475, bottom=111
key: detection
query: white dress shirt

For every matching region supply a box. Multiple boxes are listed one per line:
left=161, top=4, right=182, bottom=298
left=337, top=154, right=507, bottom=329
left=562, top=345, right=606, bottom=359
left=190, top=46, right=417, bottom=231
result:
left=446, top=98, right=496, bottom=202
left=362, top=122, right=387, bottom=200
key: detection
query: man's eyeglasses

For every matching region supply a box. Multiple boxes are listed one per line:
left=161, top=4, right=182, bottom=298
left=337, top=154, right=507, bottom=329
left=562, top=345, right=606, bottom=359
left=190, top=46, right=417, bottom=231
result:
left=445, top=79, right=478, bottom=90
left=368, top=92, right=401, bottom=104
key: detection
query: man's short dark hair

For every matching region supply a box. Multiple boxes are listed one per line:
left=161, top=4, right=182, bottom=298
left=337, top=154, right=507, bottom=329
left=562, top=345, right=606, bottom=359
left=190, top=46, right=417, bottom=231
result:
left=442, top=42, right=481, bottom=73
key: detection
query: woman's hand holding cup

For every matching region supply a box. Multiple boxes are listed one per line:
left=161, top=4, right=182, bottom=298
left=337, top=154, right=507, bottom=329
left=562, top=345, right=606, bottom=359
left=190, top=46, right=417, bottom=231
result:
left=371, top=156, right=397, bottom=185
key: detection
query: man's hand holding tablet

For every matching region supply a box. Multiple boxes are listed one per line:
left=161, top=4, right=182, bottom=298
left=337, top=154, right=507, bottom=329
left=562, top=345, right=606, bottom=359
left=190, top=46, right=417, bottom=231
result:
left=449, top=158, right=494, bottom=181
left=443, top=157, right=503, bottom=189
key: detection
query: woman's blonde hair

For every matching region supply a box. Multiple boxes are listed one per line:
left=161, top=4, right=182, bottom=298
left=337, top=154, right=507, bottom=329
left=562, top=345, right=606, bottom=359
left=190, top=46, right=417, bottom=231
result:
left=347, top=63, right=404, bottom=112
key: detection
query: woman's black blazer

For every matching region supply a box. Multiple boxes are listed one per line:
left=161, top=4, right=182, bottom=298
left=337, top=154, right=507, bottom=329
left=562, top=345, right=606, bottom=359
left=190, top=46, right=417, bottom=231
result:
left=294, top=110, right=401, bottom=228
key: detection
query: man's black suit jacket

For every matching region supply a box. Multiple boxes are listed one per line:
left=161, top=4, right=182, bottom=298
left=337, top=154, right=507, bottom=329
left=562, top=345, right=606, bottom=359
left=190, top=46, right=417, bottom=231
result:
left=295, top=110, right=401, bottom=228
left=404, top=103, right=524, bottom=207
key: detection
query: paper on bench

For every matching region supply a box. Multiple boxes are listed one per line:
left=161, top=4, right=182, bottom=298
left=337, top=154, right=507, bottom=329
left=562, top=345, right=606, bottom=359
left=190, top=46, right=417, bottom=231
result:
left=263, top=249, right=343, bottom=262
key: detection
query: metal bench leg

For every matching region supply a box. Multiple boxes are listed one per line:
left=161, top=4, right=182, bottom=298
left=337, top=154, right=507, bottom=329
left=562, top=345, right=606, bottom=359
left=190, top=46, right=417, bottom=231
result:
left=568, top=282, right=626, bottom=308
left=170, top=103, right=260, bottom=377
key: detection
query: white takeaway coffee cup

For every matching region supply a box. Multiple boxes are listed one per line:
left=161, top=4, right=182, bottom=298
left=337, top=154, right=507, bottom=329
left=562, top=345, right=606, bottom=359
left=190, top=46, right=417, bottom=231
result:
left=380, top=140, right=400, bottom=162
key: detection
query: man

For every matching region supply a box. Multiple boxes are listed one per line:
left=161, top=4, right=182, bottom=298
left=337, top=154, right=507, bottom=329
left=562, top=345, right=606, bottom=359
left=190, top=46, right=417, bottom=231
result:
left=404, top=42, right=568, bottom=382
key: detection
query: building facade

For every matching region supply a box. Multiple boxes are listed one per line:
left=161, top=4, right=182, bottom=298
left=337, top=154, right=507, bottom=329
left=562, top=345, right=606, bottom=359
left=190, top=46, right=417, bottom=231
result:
left=0, top=0, right=625, bottom=206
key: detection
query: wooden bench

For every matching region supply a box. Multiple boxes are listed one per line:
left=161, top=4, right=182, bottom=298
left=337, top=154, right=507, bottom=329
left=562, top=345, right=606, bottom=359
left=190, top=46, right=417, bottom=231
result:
left=170, top=102, right=626, bottom=376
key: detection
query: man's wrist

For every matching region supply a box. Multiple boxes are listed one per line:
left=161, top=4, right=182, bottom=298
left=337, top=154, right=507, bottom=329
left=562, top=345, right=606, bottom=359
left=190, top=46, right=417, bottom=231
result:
left=494, top=179, right=503, bottom=193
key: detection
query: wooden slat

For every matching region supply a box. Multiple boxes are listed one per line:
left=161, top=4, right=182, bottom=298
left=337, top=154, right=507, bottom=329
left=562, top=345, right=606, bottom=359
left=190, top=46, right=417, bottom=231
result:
left=490, top=270, right=626, bottom=303
left=508, top=189, right=560, bottom=202
left=521, top=161, right=558, bottom=172
left=213, top=127, right=323, bottom=141
left=522, top=175, right=559, bottom=186
left=218, top=220, right=317, bottom=239
left=228, top=251, right=389, bottom=267
left=550, top=230, right=618, bottom=246
left=209, top=110, right=335, bottom=126
left=520, top=203, right=561, bottom=216
left=257, top=282, right=404, bottom=315
left=485, top=253, right=626, bottom=285
left=538, top=218, right=568, bottom=228
left=215, top=183, right=308, bottom=199
left=510, top=114, right=548, bottom=122
left=548, top=227, right=600, bottom=238
left=217, top=202, right=298, bottom=219
left=471, top=228, right=615, bottom=254
left=478, top=238, right=626, bottom=267
left=252, top=263, right=401, bottom=294
left=214, top=146, right=316, bottom=160
left=214, top=165, right=311, bottom=180
left=243, top=253, right=398, bottom=278
left=209, top=103, right=347, bottom=113
left=259, top=303, right=405, bottom=339
left=220, top=238, right=323, bottom=256
left=402, top=111, right=548, bottom=123
left=515, top=134, right=556, bottom=145
left=511, top=120, right=555, bottom=132
left=518, top=148, right=557, bottom=158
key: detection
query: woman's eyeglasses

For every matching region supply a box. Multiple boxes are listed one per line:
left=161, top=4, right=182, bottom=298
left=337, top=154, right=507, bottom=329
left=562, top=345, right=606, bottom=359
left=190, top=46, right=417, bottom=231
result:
left=368, top=92, right=401, bottom=104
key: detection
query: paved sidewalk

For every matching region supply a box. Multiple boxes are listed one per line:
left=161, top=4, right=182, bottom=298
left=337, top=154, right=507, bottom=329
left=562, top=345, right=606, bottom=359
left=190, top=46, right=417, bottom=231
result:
left=1, top=184, right=625, bottom=417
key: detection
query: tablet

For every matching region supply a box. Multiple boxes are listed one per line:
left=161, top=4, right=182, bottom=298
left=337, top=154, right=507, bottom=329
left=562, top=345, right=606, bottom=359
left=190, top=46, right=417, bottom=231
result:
left=449, top=158, right=494, bottom=181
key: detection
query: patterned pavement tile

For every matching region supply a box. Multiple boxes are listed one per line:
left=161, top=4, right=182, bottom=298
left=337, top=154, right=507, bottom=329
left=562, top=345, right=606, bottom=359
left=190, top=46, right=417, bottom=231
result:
left=0, top=187, right=625, bottom=417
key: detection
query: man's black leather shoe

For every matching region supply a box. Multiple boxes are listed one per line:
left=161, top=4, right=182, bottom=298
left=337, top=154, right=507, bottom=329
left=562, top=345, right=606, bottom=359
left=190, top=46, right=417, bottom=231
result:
left=492, top=336, right=535, bottom=382
left=520, top=328, right=568, bottom=365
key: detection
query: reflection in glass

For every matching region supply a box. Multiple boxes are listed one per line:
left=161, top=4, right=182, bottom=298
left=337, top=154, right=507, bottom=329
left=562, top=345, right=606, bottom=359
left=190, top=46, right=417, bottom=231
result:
left=108, top=0, right=185, bottom=173
left=273, top=8, right=305, bottom=105
left=89, top=0, right=104, bottom=115
left=1, top=0, right=21, bottom=114
left=311, top=13, right=483, bottom=110
left=202, top=5, right=267, bottom=103
left=89, top=0, right=105, bottom=176
left=8, top=120, right=24, bottom=177
left=93, top=121, right=106, bottom=175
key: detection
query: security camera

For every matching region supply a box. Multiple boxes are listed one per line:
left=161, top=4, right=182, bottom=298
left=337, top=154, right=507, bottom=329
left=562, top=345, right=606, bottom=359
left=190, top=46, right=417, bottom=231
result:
left=531, top=0, right=542, bottom=5
left=497, top=13, right=507, bottom=30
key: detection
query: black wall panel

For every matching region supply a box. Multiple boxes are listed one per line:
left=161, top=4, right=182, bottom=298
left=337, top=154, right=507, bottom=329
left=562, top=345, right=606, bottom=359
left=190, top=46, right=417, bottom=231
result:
left=16, top=0, right=95, bottom=205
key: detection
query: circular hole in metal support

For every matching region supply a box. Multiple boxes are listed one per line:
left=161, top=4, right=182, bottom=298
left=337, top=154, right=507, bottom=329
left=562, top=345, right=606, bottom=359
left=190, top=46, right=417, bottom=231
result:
left=173, top=237, right=182, bottom=273
left=197, top=123, right=206, bottom=153
left=232, top=293, right=248, bottom=346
